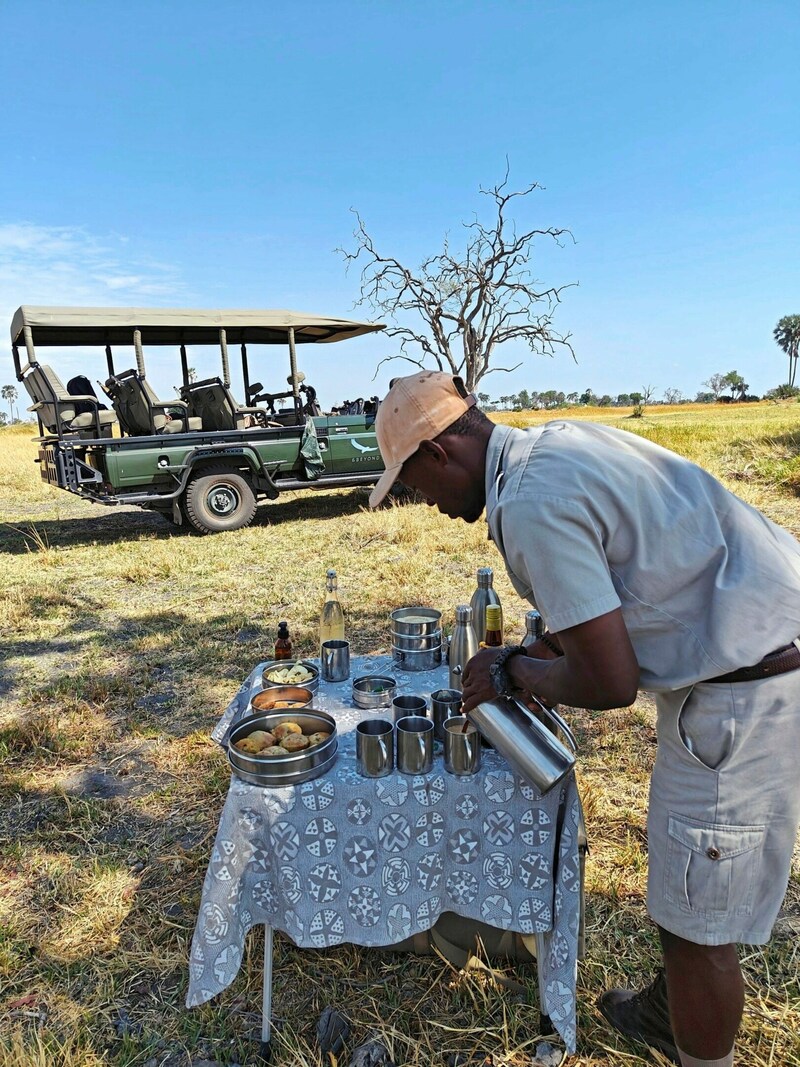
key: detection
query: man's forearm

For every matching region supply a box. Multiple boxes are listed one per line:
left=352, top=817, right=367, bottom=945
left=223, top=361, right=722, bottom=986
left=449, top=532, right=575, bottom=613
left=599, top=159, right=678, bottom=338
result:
left=508, top=648, right=636, bottom=710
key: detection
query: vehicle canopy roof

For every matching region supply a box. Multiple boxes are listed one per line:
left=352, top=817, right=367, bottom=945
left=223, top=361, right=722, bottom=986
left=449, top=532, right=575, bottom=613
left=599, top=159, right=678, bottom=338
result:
left=11, top=306, right=385, bottom=347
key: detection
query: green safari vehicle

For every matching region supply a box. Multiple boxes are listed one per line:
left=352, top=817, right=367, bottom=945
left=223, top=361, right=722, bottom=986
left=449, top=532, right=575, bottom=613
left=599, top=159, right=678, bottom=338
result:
left=11, top=306, right=387, bottom=533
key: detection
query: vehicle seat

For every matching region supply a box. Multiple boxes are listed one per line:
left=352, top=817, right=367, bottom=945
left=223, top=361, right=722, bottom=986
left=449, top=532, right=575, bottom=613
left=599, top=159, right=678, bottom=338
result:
left=181, top=378, right=277, bottom=431
left=22, top=363, right=118, bottom=437
left=105, top=369, right=202, bottom=436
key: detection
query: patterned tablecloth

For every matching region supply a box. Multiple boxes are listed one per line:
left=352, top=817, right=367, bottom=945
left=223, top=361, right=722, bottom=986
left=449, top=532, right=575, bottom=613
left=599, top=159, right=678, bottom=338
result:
left=186, top=656, right=581, bottom=1052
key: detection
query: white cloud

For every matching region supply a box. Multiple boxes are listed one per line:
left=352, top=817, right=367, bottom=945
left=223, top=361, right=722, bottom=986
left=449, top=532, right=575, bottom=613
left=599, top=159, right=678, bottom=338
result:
left=0, top=222, right=190, bottom=394
left=0, top=222, right=187, bottom=328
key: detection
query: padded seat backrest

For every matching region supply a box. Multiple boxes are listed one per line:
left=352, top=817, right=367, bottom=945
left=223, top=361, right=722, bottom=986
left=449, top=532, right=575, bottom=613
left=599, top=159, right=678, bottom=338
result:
left=105, top=372, right=154, bottom=436
left=185, top=381, right=237, bottom=431
left=22, top=364, right=76, bottom=432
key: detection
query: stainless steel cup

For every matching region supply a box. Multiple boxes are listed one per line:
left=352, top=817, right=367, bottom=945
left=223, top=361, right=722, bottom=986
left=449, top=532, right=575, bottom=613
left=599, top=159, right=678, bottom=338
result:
left=390, top=694, right=427, bottom=724
left=443, top=716, right=482, bottom=776
left=356, top=718, right=394, bottom=778
left=396, top=715, right=434, bottom=774
left=430, top=688, right=463, bottom=741
left=321, top=639, right=350, bottom=682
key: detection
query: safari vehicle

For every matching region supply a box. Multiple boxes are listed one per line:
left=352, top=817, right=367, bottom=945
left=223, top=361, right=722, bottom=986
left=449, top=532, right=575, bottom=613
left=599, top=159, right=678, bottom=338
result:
left=11, top=306, right=387, bottom=533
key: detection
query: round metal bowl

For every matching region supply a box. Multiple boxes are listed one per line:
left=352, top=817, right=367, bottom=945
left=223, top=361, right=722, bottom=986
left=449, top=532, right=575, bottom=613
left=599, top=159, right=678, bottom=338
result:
left=250, top=685, right=314, bottom=713
left=227, top=709, right=337, bottom=786
left=391, top=629, right=443, bottom=652
left=261, top=659, right=320, bottom=693
left=352, top=674, right=398, bottom=709
left=391, top=607, right=442, bottom=637
left=392, top=645, right=443, bottom=672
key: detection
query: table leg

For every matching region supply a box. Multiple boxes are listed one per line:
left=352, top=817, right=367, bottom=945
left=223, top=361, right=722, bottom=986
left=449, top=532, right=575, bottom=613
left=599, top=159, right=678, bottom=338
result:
left=262, top=924, right=273, bottom=1044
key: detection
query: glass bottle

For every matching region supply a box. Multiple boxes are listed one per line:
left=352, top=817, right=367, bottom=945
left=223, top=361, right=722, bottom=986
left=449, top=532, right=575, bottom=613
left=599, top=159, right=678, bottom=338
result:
left=449, top=604, right=479, bottom=692
left=522, top=609, right=544, bottom=650
left=320, top=569, right=345, bottom=653
left=274, top=620, right=293, bottom=660
left=469, top=567, right=502, bottom=652
left=483, top=604, right=504, bottom=648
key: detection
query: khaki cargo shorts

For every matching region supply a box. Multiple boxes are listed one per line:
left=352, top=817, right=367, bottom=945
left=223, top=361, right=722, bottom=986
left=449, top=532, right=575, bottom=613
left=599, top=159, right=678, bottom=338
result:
left=647, top=671, right=800, bottom=945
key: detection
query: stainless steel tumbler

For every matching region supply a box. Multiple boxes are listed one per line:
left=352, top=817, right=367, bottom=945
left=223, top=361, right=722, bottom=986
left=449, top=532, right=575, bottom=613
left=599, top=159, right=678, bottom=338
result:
left=396, top=715, right=434, bottom=774
left=430, top=688, right=463, bottom=741
left=321, top=639, right=350, bottom=681
left=356, top=718, right=394, bottom=778
left=443, top=716, right=482, bottom=776
left=390, top=694, right=427, bottom=724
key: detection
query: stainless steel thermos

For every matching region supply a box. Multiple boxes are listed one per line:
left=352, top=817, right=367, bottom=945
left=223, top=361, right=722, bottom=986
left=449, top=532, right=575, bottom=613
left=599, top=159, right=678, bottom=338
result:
left=448, top=604, right=479, bottom=691
left=466, top=694, right=577, bottom=794
left=469, top=567, right=502, bottom=647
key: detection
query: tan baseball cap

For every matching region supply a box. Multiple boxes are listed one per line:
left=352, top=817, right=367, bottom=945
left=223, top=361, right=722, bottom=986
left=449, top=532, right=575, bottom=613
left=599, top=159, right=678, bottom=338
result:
left=368, top=370, right=476, bottom=508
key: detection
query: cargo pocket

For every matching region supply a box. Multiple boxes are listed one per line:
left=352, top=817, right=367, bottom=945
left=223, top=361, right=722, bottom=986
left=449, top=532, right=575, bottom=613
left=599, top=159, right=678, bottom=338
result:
left=663, top=814, right=765, bottom=915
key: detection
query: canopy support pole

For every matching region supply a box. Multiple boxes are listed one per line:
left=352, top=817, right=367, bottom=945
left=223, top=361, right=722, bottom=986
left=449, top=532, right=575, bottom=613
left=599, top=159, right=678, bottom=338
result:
left=105, top=345, right=115, bottom=378
left=133, top=329, right=146, bottom=377
left=180, top=344, right=190, bottom=388
left=288, top=326, right=300, bottom=410
left=219, top=330, right=231, bottom=388
left=241, top=343, right=251, bottom=402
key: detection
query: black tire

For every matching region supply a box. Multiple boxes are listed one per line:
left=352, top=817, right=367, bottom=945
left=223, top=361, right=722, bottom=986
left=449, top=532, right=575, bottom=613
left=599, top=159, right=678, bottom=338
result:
left=184, top=465, right=257, bottom=534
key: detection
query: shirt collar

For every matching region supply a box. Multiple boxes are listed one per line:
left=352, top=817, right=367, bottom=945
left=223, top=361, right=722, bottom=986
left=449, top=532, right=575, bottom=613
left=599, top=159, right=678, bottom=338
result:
left=484, top=423, right=514, bottom=532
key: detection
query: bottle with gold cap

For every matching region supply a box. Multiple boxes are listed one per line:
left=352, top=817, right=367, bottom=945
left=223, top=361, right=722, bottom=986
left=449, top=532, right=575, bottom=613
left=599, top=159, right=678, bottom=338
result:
left=482, top=604, right=504, bottom=648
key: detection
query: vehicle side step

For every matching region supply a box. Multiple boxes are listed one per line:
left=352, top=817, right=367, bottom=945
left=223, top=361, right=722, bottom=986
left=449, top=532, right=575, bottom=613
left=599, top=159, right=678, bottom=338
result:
left=274, top=473, right=379, bottom=491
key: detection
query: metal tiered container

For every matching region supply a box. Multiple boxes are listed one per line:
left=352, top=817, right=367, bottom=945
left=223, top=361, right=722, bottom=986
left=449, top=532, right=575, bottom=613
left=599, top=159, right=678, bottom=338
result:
left=390, top=607, right=443, bottom=672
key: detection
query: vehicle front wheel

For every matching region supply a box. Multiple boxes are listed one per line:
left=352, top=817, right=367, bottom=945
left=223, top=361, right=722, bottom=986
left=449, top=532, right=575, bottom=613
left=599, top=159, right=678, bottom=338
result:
left=184, top=465, right=257, bottom=534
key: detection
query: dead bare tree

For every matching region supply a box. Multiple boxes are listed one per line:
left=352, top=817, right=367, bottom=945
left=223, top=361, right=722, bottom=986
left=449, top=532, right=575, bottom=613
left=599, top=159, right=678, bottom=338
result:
left=339, top=174, right=576, bottom=392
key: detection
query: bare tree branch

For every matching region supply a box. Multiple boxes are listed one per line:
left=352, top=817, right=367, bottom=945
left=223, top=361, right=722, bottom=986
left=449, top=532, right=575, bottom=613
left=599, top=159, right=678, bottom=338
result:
left=337, top=177, right=577, bottom=391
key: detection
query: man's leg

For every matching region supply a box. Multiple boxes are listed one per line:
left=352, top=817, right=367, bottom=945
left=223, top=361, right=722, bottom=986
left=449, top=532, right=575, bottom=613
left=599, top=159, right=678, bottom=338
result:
left=659, top=925, right=742, bottom=1060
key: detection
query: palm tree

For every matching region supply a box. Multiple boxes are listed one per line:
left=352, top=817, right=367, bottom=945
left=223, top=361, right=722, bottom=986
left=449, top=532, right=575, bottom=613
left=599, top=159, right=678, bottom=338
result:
left=774, top=315, right=800, bottom=388
left=1, top=384, right=18, bottom=422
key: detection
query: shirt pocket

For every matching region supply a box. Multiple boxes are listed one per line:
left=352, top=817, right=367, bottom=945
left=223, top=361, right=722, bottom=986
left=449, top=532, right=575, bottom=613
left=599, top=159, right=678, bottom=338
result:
left=663, top=814, right=765, bottom=916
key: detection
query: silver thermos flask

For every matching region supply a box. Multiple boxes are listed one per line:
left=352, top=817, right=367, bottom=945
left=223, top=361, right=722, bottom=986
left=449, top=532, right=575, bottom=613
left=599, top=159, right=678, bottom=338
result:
left=448, top=604, right=479, bottom=691
left=467, top=694, right=577, bottom=795
left=469, top=567, right=502, bottom=648
left=522, top=608, right=544, bottom=648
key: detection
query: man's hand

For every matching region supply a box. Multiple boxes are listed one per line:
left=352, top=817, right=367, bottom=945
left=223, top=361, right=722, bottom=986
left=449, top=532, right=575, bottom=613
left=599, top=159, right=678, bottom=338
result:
left=460, top=647, right=504, bottom=713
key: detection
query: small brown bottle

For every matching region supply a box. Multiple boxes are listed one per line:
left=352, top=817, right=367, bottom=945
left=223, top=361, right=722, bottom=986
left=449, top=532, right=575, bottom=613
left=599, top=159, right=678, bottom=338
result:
left=483, top=604, right=504, bottom=648
left=274, top=621, right=293, bottom=660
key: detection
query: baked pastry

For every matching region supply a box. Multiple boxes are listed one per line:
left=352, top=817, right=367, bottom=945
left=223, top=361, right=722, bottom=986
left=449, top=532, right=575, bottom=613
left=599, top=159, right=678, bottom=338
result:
left=235, top=730, right=275, bottom=754
left=273, top=721, right=302, bottom=740
left=306, top=731, right=331, bottom=747
left=280, top=734, right=310, bottom=752
left=261, top=745, right=288, bottom=757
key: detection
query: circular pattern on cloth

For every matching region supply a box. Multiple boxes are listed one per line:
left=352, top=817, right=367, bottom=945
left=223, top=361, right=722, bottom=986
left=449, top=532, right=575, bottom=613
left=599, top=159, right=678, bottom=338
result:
left=346, top=797, right=372, bottom=825
left=278, top=865, right=302, bottom=905
left=308, top=863, right=343, bottom=903
left=270, top=821, right=300, bottom=862
left=347, top=885, right=382, bottom=927
left=447, top=827, right=481, bottom=865
left=415, top=811, right=445, bottom=846
left=455, top=793, right=480, bottom=819
left=344, top=835, right=378, bottom=877
left=375, top=775, right=409, bottom=807
left=309, top=908, right=346, bottom=947
left=377, top=813, right=412, bottom=852
left=381, top=857, right=411, bottom=896
left=304, top=817, right=338, bottom=857
left=483, top=768, right=516, bottom=803
left=521, top=807, right=552, bottom=847
left=482, top=809, right=515, bottom=846
left=412, top=773, right=445, bottom=806
left=301, top=779, right=335, bottom=811
left=483, top=852, right=514, bottom=890
left=416, top=852, right=444, bottom=892
left=445, top=870, right=479, bottom=905
left=386, top=901, right=412, bottom=941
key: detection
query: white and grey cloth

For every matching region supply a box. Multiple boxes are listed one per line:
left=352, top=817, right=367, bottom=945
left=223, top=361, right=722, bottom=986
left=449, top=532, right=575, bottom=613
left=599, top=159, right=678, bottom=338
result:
left=186, top=658, right=581, bottom=1052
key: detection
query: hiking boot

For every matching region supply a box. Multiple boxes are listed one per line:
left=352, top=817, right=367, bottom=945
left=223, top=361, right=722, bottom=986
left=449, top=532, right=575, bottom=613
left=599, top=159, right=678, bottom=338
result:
left=597, top=970, right=679, bottom=1064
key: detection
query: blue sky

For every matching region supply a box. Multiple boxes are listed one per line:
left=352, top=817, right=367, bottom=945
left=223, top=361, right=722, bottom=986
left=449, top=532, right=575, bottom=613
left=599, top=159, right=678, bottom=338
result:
left=2, top=1, right=798, bottom=407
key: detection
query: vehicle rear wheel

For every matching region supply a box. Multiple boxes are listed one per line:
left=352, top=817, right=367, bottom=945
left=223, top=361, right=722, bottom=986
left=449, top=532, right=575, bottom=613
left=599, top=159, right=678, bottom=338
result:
left=184, top=465, right=257, bottom=534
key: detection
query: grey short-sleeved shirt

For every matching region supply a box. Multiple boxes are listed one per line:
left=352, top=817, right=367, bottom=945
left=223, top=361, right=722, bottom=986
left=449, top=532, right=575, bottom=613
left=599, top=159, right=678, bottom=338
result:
left=484, top=421, right=800, bottom=692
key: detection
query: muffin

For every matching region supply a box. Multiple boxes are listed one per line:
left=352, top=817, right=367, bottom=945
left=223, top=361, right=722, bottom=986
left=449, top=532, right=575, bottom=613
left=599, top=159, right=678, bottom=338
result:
left=280, top=733, right=310, bottom=753
left=273, top=721, right=303, bottom=741
left=306, top=731, right=331, bottom=747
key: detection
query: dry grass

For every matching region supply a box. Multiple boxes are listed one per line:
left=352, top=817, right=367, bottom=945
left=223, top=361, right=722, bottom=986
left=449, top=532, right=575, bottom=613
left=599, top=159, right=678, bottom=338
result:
left=1, top=407, right=799, bottom=1066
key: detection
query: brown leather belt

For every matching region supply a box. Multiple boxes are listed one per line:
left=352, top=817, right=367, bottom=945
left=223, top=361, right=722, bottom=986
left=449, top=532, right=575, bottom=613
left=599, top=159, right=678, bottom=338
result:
left=706, top=641, right=800, bottom=683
